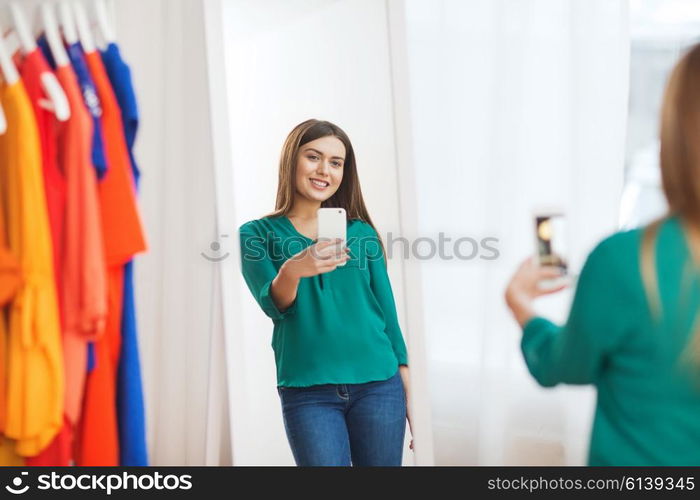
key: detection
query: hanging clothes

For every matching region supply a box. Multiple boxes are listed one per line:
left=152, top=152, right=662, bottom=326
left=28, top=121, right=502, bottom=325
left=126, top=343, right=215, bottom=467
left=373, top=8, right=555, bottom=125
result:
left=27, top=59, right=109, bottom=467
left=101, top=43, right=139, bottom=183
left=65, top=42, right=108, bottom=181
left=0, top=170, right=22, bottom=466
left=17, top=45, right=69, bottom=467
left=56, top=60, right=108, bottom=442
left=15, top=49, right=65, bottom=291
left=39, top=37, right=105, bottom=374
left=101, top=41, right=149, bottom=467
left=0, top=79, right=64, bottom=457
left=76, top=49, right=147, bottom=467
left=65, top=42, right=109, bottom=374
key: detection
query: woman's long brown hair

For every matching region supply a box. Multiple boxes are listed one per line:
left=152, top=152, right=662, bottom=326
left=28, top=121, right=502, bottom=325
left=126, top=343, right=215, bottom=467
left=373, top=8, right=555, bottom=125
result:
left=266, top=119, right=386, bottom=259
left=642, top=43, right=700, bottom=368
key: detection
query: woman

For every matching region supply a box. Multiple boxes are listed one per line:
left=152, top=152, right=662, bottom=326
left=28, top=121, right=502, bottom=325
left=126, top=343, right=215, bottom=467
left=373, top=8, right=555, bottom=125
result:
left=239, top=119, right=410, bottom=466
left=505, top=44, right=700, bottom=465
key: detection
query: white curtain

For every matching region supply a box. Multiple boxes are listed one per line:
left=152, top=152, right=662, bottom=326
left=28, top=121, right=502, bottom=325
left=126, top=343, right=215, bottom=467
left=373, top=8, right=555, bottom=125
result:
left=113, top=0, right=231, bottom=465
left=391, top=0, right=630, bottom=465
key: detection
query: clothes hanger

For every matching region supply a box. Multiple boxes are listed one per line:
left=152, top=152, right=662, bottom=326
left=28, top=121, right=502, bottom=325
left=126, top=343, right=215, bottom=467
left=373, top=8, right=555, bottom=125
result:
left=41, top=2, right=70, bottom=68
left=9, top=2, right=70, bottom=122
left=72, top=1, right=96, bottom=54
left=0, top=30, right=18, bottom=135
left=59, top=1, right=79, bottom=46
left=8, top=3, right=37, bottom=54
left=94, top=0, right=116, bottom=49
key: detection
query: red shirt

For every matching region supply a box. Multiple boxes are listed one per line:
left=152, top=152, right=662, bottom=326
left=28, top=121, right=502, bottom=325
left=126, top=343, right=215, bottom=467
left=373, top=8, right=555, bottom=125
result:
left=17, top=49, right=65, bottom=297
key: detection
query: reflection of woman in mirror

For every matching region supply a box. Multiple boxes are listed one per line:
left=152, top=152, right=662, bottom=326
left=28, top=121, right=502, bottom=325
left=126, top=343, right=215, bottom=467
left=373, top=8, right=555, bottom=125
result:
left=504, top=45, right=700, bottom=465
left=239, top=119, right=411, bottom=466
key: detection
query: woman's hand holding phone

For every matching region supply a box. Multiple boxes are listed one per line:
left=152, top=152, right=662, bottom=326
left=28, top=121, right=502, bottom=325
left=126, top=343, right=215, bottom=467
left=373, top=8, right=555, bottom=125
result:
left=281, top=239, right=350, bottom=279
left=504, top=257, right=568, bottom=327
left=504, top=209, right=571, bottom=327
left=272, top=208, right=349, bottom=310
left=271, top=240, right=349, bottom=313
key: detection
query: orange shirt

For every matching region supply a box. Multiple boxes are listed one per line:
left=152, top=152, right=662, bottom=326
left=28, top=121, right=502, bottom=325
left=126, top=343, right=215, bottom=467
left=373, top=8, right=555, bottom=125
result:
left=57, top=63, right=108, bottom=422
left=77, top=51, right=146, bottom=466
left=0, top=80, right=63, bottom=457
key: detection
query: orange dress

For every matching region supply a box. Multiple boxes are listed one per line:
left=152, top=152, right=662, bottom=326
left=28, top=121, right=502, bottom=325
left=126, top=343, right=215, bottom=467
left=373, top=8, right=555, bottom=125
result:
left=76, top=51, right=146, bottom=466
left=0, top=80, right=64, bottom=458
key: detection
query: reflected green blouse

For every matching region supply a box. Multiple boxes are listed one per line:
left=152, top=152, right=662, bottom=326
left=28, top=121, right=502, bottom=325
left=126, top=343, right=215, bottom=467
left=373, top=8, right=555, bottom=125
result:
left=239, top=215, right=408, bottom=387
left=522, top=216, right=700, bottom=465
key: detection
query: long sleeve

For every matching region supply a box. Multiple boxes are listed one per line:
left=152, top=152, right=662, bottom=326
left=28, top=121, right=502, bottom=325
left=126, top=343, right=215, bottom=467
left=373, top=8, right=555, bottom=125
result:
left=239, top=221, right=296, bottom=321
left=521, top=234, right=633, bottom=387
left=365, top=227, right=408, bottom=365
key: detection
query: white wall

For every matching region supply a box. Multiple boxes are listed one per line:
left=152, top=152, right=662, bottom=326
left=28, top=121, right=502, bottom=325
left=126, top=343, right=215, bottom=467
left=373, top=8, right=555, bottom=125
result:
left=223, top=0, right=419, bottom=465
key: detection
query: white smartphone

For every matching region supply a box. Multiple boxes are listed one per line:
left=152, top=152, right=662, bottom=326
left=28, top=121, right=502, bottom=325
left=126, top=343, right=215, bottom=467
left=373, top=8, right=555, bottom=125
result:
left=533, top=208, right=569, bottom=289
left=317, top=207, right=347, bottom=266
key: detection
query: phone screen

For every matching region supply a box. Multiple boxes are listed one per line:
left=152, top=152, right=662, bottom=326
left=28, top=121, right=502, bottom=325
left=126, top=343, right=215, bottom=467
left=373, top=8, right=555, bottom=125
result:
left=535, top=213, right=568, bottom=273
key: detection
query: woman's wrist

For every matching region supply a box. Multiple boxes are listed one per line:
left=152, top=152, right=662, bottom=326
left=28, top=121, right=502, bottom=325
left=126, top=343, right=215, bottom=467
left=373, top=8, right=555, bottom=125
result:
left=279, top=259, right=301, bottom=282
left=399, top=365, right=410, bottom=397
left=271, top=262, right=301, bottom=311
left=514, top=307, right=536, bottom=328
left=505, top=291, right=536, bottom=327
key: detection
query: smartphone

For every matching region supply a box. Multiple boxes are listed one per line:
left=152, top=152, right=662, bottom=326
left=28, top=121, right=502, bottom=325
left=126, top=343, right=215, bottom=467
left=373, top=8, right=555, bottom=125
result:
left=317, top=207, right=347, bottom=266
left=533, top=209, right=569, bottom=289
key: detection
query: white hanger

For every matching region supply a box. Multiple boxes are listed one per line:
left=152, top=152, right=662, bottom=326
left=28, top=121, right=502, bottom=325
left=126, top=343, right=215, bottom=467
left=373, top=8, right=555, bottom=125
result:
left=9, top=3, right=37, bottom=53
left=73, top=1, right=96, bottom=54
left=94, top=0, right=116, bottom=48
left=41, top=3, right=70, bottom=68
left=9, top=2, right=70, bottom=122
left=0, top=30, right=19, bottom=135
left=59, top=1, right=79, bottom=46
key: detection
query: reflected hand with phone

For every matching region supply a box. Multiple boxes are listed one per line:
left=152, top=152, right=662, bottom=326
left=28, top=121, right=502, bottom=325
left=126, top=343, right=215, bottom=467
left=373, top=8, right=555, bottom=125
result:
left=504, top=257, right=569, bottom=327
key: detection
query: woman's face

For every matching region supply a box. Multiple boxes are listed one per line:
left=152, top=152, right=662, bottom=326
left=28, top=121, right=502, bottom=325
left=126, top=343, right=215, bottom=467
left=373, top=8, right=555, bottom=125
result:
left=294, top=135, right=345, bottom=204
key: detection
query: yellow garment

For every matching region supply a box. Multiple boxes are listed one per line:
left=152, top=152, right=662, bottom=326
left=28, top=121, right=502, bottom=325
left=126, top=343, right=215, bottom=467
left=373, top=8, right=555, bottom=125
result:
left=0, top=80, right=63, bottom=457
left=0, top=437, right=23, bottom=465
left=1, top=181, right=23, bottom=465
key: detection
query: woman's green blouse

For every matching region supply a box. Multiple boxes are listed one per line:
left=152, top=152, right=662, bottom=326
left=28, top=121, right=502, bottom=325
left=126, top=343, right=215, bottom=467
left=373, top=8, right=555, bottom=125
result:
left=239, top=215, right=408, bottom=387
left=522, top=216, right=700, bottom=465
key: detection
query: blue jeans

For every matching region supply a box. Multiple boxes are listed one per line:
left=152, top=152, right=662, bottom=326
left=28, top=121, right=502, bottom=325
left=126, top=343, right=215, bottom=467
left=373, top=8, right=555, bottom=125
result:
left=277, top=370, right=406, bottom=466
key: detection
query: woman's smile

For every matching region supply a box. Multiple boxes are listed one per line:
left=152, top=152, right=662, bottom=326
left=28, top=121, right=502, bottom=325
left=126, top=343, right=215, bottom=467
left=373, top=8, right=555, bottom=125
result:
left=310, top=178, right=330, bottom=190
